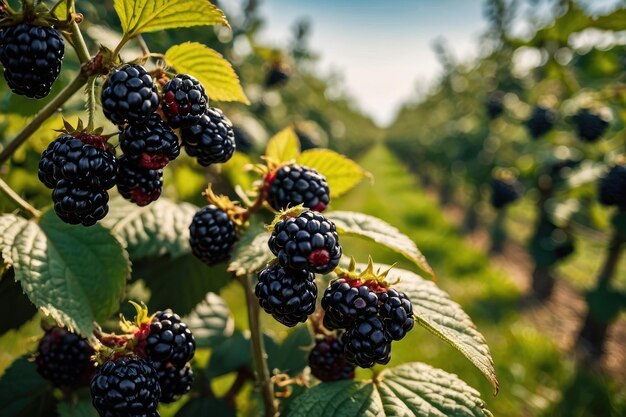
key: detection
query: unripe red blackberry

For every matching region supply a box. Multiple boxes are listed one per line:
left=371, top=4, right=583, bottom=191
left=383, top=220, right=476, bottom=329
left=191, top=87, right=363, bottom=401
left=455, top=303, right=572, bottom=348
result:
left=255, top=263, right=317, bottom=327
left=0, top=23, right=64, bottom=98
left=268, top=210, right=342, bottom=274
left=189, top=205, right=238, bottom=266
left=101, top=64, right=159, bottom=125
left=308, top=336, right=355, bottom=382
left=120, top=114, right=180, bottom=169
left=267, top=164, right=330, bottom=212
left=378, top=288, right=414, bottom=341
left=52, top=179, right=110, bottom=226
left=35, top=327, right=95, bottom=388
left=145, top=310, right=195, bottom=367
left=116, top=155, right=163, bottom=207
left=180, top=107, right=236, bottom=166
left=90, top=357, right=161, bottom=417
left=342, top=316, right=392, bottom=368
left=574, top=108, right=609, bottom=142
left=161, top=74, right=208, bottom=128
left=321, top=278, right=378, bottom=330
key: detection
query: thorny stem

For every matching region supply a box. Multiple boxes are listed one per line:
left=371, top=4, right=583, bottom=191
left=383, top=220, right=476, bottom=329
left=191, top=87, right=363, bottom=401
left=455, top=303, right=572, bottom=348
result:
left=241, top=274, right=278, bottom=417
left=0, top=178, right=41, bottom=219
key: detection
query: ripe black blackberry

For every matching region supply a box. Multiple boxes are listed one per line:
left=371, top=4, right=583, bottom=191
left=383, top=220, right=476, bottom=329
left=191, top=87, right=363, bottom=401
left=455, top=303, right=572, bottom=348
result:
left=189, top=205, right=238, bottom=266
left=145, top=310, right=195, bottom=367
left=0, top=23, right=64, bottom=98
left=120, top=114, right=180, bottom=169
left=486, top=91, right=504, bottom=119
left=90, top=356, right=161, bottom=417
left=267, top=164, right=330, bottom=212
left=265, top=66, right=290, bottom=88
left=180, top=107, right=236, bottom=166
left=52, top=179, right=110, bottom=226
left=161, top=74, right=208, bottom=128
left=116, top=155, right=163, bottom=207
left=101, top=64, right=159, bottom=125
left=526, top=106, right=555, bottom=139
left=255, top=263, right=317, bottom=327
left=490, top=179, right=522, bottom=209
left=35, top=327, right=95, bottom=388
left=152, top=362, right=193, bottom=403
left=342, top=316, right=392, bottom=368
left=308, top=336, right=355, bottom=382
left=38, top=134, right=118, bottom=190
left=321, top=278, right=379, bottom=330
left=598, top=164, right=626, bottom=209
left=574, top=108, right=609, bottom=142
left=378, top=288, right=414, bottom=341
left=268, top=210, right=342, bottom=274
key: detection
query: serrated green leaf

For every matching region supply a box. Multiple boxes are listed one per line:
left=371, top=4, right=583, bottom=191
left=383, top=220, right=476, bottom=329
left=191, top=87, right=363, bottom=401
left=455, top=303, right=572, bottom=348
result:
left=227, top=229, right=273, bottom=278
left=175, top=398, right=236, bottom=417
left=390, top=266, right=498, bottom=394
left=114, top=0, right=228, bottom=37
left=57, top=400, right=99, bottom=417
left=164, top=42, right=249, bottom=104
left=206, top=331, right=251, bottom=378
left=0, top=357, right=56, bottom=417
left=288, top=362, right=492, bottom=417
left=0, top=212, right=129, bottom=338
left=267, top=325, right=312, bottom=376
left=296, top=149, right=368, bottom=198
left=184, top=292, right=234, bottom=348
left=326, top=211, right=435, bottom=279
left=265, top=127, right=301, bottom=163
left=102, top=197, right=198, bottom=260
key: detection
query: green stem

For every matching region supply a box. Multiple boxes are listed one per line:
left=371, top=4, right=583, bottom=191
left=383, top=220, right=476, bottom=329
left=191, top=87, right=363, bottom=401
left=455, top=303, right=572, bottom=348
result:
left=69, top=20, right=91, bottom=64
left=0, top=178, right=41, bottom=218
left=241, top=274, right=277, bottom=417
left=112, top=34, right=131, bottom=60
left=86, top=76, right=97, bottom=130
left=0, top=72, right=89, bottom=166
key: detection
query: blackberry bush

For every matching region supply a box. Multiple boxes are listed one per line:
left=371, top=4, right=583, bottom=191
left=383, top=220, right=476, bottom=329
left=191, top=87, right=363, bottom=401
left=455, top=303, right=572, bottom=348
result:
left=267, top=164, right=330, bottom=212
left=180, top=107, right=236, bottom=166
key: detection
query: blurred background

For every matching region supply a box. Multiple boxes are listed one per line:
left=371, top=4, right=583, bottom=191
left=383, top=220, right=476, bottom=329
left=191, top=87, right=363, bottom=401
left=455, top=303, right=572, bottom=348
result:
left=1, top=0, right=626, bottom=416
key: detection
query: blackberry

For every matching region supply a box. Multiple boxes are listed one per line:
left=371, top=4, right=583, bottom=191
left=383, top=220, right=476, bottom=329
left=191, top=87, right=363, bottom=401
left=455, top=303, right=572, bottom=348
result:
left=152, top=362, right=193, bottom=403
left=342, top=316, right=392, bottom=368
left=161, top=74, right=208, bottom=128
left=321, top=278, right=378, bottom=330
left=90, top=356, right=161, bottom=417
left=38, top=134, right=117, bottom=190
left=255, top=263, right=317, bottom=327
left=145, top=310, right=195, bottom=367
left=120, top=114, right=180, bottom=169
left=268, top=210, right=342, bottom=274
left=180, top=107, right=236, bottom=166
left=526, top=106, right=555, bottom=139
left=101, top=64, right=159, bottom=125
left=265, top=67, right=290, bottom=88
left=52, top=179, right=110, bottom=226
left=233, top=126, right=254, bottom=154
left=378, top=288, right=414, bottom=341
left=490, top=179, right=522, bottom=209
left=267, top=164, right=330, bottom=212
left=486, top=91, right=504, bottom=119
left=598, top=165, right=626, bottom=208
left=0, top=23, right=64, bottom=98
left=35, top=327, right=95, bottom=388
left=189, top=205, right=238, bottom=266
left=308, top=336, right=355, bottom=382
left=574, top=108, right=609, bottom=142
left=116, top=155, right=163, bottom=207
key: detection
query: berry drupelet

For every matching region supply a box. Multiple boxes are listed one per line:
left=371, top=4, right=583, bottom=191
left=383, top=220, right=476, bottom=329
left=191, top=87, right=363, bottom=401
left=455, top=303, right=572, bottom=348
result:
left=267, top=164, right=330, bottom=212
left=180, top=107, right=236, bottom=166
left=189, top=205, right=238, bottom=265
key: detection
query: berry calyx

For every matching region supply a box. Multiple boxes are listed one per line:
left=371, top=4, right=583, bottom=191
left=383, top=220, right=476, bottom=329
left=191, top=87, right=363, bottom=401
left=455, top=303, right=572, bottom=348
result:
left=308, top=336, right=355, bottom=382
left=161, top=74, right=209, bottom=128
left=266, top=164, right=330, bottom=212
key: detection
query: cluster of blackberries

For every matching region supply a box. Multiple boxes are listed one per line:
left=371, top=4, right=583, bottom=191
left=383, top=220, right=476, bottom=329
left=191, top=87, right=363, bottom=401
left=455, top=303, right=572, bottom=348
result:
left=266, top=164, right=331, bottom=212
left=91, top=310, right=196, bottom=417
left=321, top=278, right=414, bottom=368
left=256, top=210, right=342, bottom=327
left=524, top=105, right=610, bottom=142
left=307, top=335, right=355, bottom=382
left=38, top=133, right=118, bottom=226
left=490, top=178, right=522, bottom=209
left=0, top=22, right=65, bottom=98
left=598, top=164, right=626, bottom=209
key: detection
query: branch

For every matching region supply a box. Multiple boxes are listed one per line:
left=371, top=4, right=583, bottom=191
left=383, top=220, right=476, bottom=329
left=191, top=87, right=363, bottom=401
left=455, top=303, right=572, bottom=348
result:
left=0, top=178, right=41, bottom=218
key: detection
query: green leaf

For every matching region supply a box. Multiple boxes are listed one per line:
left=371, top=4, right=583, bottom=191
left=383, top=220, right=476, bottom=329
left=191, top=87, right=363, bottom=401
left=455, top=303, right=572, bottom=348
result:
left=227, top=229, right=273, bottom=278
left=267, top=325, right=312, bottom=376
left=164, top=42, right=249, bottom=104
left=183, top=292, right=234, bottom=348
left=206, top=331, right=251, bottom=378
left=0, top=212, right=129, bottom=338
left=175, top=398, right=236, bottom=417
left=287, top=362, right=492, bottom=417
left=0, top=357, right=56, bottom=417
left=102, top=197, right=198, bottom=260
left=326, top=211, right=435, bottom=279
left=296, top=149, right=369, bottom=198
left=0, top=317, right=42, bottom=377
left=222, top=152, right=257, bottom=192
left=113, top=0, right=228, bottom=37
left=390, top=266, right=499, bottom=394
left=57, top=400, right=99, bottom=417
left=265, top=127, right=301, bottom=163
left=0, top=269, right=37, bottom=333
